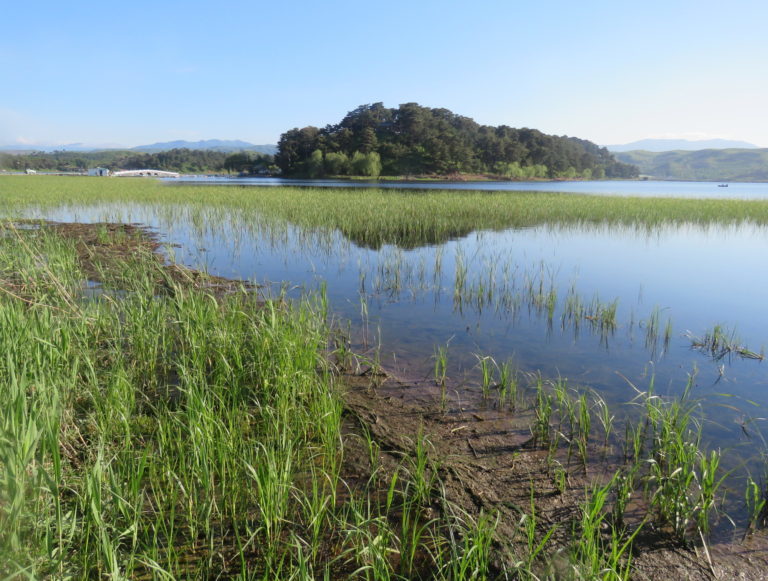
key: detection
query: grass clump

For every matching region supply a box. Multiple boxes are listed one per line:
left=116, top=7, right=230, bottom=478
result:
left=0, top=226, right=347, bottom=578
left=686, top=324, right=765, bottom=361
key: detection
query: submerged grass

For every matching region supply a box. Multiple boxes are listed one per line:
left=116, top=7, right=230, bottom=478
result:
left=6, top=176, right=768, bottom=247
left=6, top=176, right=765, bottom=363
left=686, top=324, right=765, bottom=361
left=498, top=366, right=746, bottom=560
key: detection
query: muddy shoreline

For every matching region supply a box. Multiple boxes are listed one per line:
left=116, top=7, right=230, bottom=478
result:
left=339, top=367, right=768, bottom=580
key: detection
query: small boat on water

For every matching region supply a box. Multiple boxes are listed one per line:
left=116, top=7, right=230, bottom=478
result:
left=718, top=183, right=729, bottom=187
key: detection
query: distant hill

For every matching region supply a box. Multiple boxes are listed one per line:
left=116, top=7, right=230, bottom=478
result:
left=607, top=138, right=758, bottom=153
left=132, top=140, right=277, bottom=154
left=614, top=148, right=768, bottom=181
left=0, top=140, right=278, bottom=155
left=0, top=143, right=123, bottom=153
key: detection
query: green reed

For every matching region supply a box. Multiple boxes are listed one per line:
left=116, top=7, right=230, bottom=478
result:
left=745, top=474, right=768, bottom=536
left=628, top=377, right=730, bottom=543
left=440, top=508, right=498, bottom=580
left=575, top=392, right=592, bottom=469
left=512, top=486, right=557, bottom=578
left=532, top=377, right=554, bottom=447
left=10, top=175, right=768, bottom=252
left=475, top=354, right=494, bottom=399
left=497, top=358, right=519, bottom=410
left=687, top=324, right=765, bottom=361
left=570, top=474, right=642, bottom=581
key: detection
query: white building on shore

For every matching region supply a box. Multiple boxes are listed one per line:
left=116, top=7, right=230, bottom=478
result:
left=111, top=169, right=180, bottom=178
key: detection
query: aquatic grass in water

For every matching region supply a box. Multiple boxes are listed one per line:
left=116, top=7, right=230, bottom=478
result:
left=434, top=343, right=449, bottom=411
left=745, top=474, right=768, bottom=536
left=686, top=324, right=765, bottom=361
left=11, top=176, right=768, bottom=241
left=497, top=358, right=520, bottom=411
left=624, top=377, right=731, bottom=542
left=517, top=368, right=737, bottom=546
left=532, top=377, right=554, bottom=447
left=475, top=354, right=494, bottom=399
left=11, top=179, right=766, bottom=375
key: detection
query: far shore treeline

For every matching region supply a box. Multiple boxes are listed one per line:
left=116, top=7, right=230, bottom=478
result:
left=275, top=103, right=638, bottom=179
left=0, top=148, right=276, bottom=175
left=1, top=102, right=639, bottom=179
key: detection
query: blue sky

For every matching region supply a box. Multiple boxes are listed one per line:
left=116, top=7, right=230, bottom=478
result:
left=2, top=0, right=767, bottom=148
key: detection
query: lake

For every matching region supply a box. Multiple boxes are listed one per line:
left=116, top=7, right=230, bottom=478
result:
left=170, top=176, right=768, bottom=199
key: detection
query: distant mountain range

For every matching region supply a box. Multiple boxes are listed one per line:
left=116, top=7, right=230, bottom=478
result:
left=0, top=140, right=278, bottom=155
left=132, top=140, right=277, bottom=154
left=0, top=143, right=108, bottom=153
left=607, top=138, right=759, bottom=152
left=614, top=148, right=768, bottom=181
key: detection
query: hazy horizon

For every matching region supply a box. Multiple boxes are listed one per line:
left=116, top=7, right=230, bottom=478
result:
left=0, top=137, right=763, bottom=154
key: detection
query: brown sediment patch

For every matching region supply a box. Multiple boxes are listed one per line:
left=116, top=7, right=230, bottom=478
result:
left=340, top=369, right=768, bottom=580
left=4, top=220, right=248, bottom=295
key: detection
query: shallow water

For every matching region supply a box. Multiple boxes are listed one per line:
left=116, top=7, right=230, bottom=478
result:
left=26, top=195, right=768, bottom=485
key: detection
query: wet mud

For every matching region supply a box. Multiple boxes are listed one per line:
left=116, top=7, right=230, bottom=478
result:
left=340, top=368, right=768, bottom=580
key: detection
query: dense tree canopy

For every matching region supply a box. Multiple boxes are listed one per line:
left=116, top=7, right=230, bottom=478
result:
left=0, top=149, right=274, bottom=175
left=276, top=103, right=638, bottom=179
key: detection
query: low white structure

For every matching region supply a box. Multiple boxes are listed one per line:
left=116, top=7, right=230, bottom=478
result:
left=112, top=169, right=180, bottom=178
left=88, top=167, right=110, bottom=176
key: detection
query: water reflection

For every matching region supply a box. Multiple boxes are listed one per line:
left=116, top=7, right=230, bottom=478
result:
left=24, top=202, right=768, bottom=465
left=169, top=177, right=768, bottom=200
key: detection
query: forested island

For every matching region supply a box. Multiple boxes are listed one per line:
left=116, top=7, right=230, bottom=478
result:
left=276, top=103, right=639, bottom=179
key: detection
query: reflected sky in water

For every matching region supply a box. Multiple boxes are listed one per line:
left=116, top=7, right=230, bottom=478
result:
left=170, top=177, right=768, bottom=199
left=25, top=198, right=768, bottom=466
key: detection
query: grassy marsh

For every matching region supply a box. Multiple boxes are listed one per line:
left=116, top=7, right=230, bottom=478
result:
left=8, top=176, right=768, bottom=245
left=2, top=176, right=768, bottom=578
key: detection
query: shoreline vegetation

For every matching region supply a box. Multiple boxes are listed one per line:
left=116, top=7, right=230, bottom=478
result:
left=1, top=177, right=767, bottom=579
left=326, top=173, right=613, bottom=183
left=0, top=169, right=622, bottom=182
left=6, top=169, right=765, bottom=183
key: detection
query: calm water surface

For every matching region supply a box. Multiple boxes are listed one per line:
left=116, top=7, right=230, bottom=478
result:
left=28, top=185, right=768, bottom=481
left=171, top=176, right=768, bottom=199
